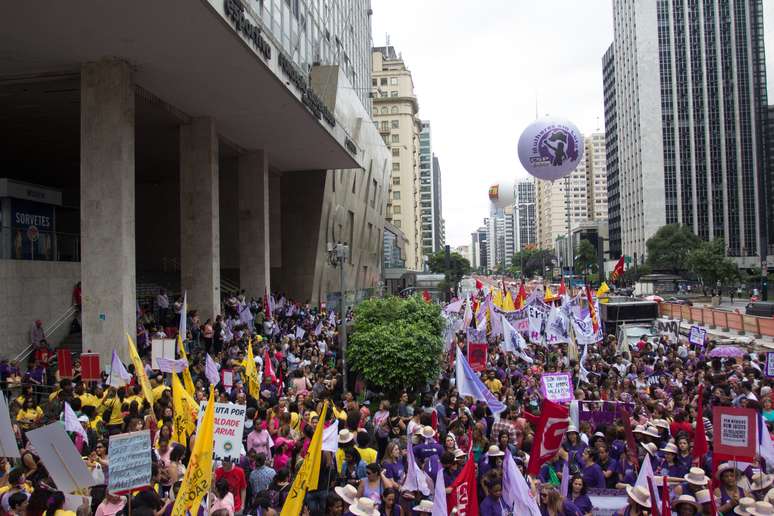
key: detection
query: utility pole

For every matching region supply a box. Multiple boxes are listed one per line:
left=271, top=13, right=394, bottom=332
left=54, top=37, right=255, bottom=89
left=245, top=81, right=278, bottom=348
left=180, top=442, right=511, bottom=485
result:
left=328, top=242, right=349, bottom=393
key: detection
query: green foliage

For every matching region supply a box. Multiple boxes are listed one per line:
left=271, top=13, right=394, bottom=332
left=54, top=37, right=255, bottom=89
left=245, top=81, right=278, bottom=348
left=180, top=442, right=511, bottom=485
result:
left=348, top=296, right=444, bottom=397
left=645, top=224, right=702, bottom=273
left=574, top=239, right=597, bottom=274
left=428, top=251, right=471, bottom=288
left=686, top=239, right=739, bottom=288
left=510, top=248, right=556, bottom=278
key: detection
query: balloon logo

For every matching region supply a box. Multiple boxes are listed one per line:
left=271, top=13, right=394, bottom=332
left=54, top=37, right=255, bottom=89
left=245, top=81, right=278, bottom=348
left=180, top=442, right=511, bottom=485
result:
left=518, top=118, right=584, bottom=181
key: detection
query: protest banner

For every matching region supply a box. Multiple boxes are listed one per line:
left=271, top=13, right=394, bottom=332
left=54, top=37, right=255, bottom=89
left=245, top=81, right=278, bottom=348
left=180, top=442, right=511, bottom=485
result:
left=108, top=430, right=152, bottom=494
left=588, top=489, right=628, bottom=516
left=713, top=406, right=757, bottom=462
left=689, top=325, right=707, bottom=347
left=151, top=338, right=177, bottom=370
left=80, top=353, right=101, bottom=382
left=26, top=423, right=96, bottom=494
left=766, top=352, right=774, bottom=379
left=196, top=402, right=246, bottom=461
left=654, top=318, right=680, bottom=342
left=466, top=328, right=488, bottom=372
left=0, top=394, right=19, bottom=458
left=540, top=373, right=574, bottom=403
left=57, top=348, right=73, bottom=379
left=578, top=401, right=634, bottom=425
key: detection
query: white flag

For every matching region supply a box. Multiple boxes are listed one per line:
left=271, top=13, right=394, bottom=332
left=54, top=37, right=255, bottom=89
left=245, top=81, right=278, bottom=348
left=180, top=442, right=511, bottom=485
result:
left=295, top=326, right=306, bottom=340
left=178, top=291, right=187, bottom=341
left=502, top=449, right=541, bottom=516
left=636, top=455, right=661, bottom=510
left=431, top=465, right=447, bottom=516
left=205, top=353, right=220, bottom=386
left=322, top=420, right=339, bottom=453
left=501, top=315, right=527, bottom=353
left=64, top=402, right=88, bottom=445
left=759, top=415, right=774, bottom=472
left=108, top=349, right=132, bottom=387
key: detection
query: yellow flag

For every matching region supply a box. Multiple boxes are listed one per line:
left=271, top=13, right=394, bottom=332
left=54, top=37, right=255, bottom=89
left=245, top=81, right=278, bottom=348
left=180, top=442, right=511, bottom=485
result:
left=544, top=285, right=555, bottom=301
left=281, top=401, right=329, bottom=516
left=492, top=289, right=503, bottom=309
left=171, top=372, right=198, bottom=445
left=126, top=333, right=155, bottom=408
left=597, top=282, right=610, bottom=304
left=171, top=387, right=214, bottom=516
left=177, top=335, right=196, bottom=396
left=502, top=291, right=516, bottom=311
left=244, top=338, right=261, bottom=399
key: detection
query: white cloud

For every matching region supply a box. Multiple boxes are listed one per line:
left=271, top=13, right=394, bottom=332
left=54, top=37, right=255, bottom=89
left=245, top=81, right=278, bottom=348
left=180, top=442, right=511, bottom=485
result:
left=371, top=0, right=614, bottom=246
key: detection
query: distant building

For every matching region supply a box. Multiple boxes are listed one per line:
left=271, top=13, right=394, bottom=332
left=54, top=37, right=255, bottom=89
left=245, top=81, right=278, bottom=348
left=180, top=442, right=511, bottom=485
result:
left=471, top=224, right=489, bottom=272
left=514, top=179, right=537, bottom=250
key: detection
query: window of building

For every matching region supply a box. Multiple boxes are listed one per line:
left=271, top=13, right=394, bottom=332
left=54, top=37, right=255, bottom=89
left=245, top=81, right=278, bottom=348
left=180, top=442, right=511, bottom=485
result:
left=391, top=91, right=398, bottom=97
left=393, top=205, right=401, bottom=214
left=380, top=91, right=388, bottom=98
left=381, top=107, right=388, bottom=114
left=393, top=191, right=401, bottom=200
left=393, top=219, right=401, bottom=228
left=372, top=79, right=377, bottom=86
left=380, top=78, right=388, bottom=86
left=371, top=179, right=377, bottom=208
left=391, top=134, right=399, bottom=143
left=381, top=121, right=389, bottom=130
left=392, top=162, right=400, bottom=171
left=391, top=106, right=398, bottom=114
left=352, top=175, right=357, bottom=194
left=391, top=147, right=400, bottom=157
left=390, top=77, right=398, bottom=85
left=391, top=120, right=399, bottom=129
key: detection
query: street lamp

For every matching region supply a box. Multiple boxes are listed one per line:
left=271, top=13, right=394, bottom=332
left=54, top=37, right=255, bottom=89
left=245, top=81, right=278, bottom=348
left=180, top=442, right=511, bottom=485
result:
left=328, top=242, right=349, bottom=393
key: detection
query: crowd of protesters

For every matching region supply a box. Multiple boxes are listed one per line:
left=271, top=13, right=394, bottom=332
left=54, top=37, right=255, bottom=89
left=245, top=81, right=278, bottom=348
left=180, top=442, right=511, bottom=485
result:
left=1, top=282, right=772, bottom=516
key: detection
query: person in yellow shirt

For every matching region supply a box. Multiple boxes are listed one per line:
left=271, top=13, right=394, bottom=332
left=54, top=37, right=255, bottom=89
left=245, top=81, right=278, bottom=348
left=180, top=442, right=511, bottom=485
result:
left=354, top=430, right=377, bottom=465
left=99, top=388, right=125, bottom=434
left=16, top=399, right=42, bottom=431
left=484, top=370, right=503, bottom=395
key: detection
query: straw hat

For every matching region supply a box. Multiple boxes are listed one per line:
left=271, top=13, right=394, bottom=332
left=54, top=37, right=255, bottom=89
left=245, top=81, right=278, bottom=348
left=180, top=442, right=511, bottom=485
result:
left=749, top=501, right=774, bottom=516
left=338, top=429, right=355, bottom=445
left=717, top=462, right=741, bottom=479
left=633, top=425, right=646, bottom=435
left=414, top=500, right=434, bottom=513
left=672, top=495, right=699, bottom=512
left=485, top=445, right=504, bottom=457
left=735, top=497, right=757, bottom=515
left=625, top=485, right=651, bottom=508
left=684, top=467, right=710, bottom=486
left=454, top=448, right=467, bottom=460
left=751, top=474, right=774, bottom=492
left=566, top=424, right=579, bottom=434
left=643, top=426, right=661, bottom=438
left=695, top=490, right=712, bottom=505
left=334, top=484, right=358, bottom=505
left=652, top=418, right=670, bottom=430
left=660, top=442, right=679, bottom=454
left=640, top=442, right=658, bottom=456
left=419, top=426, right=436, bottom=439
left=349, top=498, right=380, bottom=516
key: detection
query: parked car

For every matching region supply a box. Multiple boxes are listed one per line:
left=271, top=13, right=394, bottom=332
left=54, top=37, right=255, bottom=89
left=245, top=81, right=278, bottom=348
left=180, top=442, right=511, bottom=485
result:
left=666, top=297, right=693, bottom=306
left=746, top=302, right=774, bottom=317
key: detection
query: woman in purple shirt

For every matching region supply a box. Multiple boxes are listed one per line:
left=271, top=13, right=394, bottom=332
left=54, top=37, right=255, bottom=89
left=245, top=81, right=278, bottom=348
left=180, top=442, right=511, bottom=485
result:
left=479, top=480, right=507, bottom=516
left=580, top=448, right=606, bottom=489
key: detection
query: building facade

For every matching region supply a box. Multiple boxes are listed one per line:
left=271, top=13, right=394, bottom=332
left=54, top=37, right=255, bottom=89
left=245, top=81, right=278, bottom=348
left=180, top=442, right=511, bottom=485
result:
left=514, top=178, right=537, bottom=251
left=432, top=155, right=445, bottom=252
left=418, top=121, right=434, bottom=257
left=604, top=0, right=769, bottom=265
left=372, top=46, right=423, bottom=270
left=471, top=224, right=489, bottom=272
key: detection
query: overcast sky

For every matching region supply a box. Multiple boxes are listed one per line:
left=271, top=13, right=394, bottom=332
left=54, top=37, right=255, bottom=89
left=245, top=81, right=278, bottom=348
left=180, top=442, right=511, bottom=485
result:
left=371, top=0, right=774, bottom=248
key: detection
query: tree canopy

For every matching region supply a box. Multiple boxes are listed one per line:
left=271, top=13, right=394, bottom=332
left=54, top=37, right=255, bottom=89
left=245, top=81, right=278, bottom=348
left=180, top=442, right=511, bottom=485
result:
left=510, top=248, right=556, bottom=278
left=574, top=239, right=597, bottom=274
left=348, top=296, right=444, bottom=397
left=645, top=224, right=702, bottom=273
left=686, top=239, right=739, bottom=287
left=428, top=250, right=471, bottom=287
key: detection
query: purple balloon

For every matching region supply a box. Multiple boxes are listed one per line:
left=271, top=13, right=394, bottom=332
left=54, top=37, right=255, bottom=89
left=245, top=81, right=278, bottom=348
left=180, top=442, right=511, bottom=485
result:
left=517, top=118, right=585, bottom=181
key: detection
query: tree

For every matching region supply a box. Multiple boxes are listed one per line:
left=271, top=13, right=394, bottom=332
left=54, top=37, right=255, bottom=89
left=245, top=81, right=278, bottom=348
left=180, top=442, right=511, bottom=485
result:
left=574, top=239, right=597, bottom=275
left=509, top=247, right=556, bottom=278
left=348, top=296, right=444, bottom=397
left=428, top=250, right=471, bottom=288
left=645, top=224, right=702, bottom=273
left=686, top=239, right=739, bottom=289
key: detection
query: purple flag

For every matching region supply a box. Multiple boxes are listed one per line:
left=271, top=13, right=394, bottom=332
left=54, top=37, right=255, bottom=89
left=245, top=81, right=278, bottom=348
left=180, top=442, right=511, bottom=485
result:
left=455, top=347, right=505, bottom=417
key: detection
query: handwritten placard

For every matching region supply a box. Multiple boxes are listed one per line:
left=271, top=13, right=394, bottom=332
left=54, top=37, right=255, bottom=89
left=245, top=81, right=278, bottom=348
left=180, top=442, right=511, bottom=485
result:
left=541, top=373, right=574, bottom=403
left=689, top=325, right=707, bottom=347
left=108, top=430, right=152, bottom=494
left=713, top=406, right=757, bottom=462
left=197, top=402, right=246, bottom=461
left=766, top=352, right=774, bottom=378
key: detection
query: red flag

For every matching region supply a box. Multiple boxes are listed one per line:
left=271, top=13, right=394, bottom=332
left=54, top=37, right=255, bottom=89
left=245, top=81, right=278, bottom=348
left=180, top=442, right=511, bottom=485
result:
left=646, top=478, right=661, bottom=516
left=263, top=288, right=271, bottom=319
left=610, top=256, right=625, bottom=282
left=448, top=450, right=479, bottom=516
left=263, top=349, right=276, bottom=384
left=709, top=485, right=719, bottom=516
left=661, top=476, right=671, bottom=516
left=527, top=400, right=569, bottom=476
left=475, top=278, right=483, bottom=291
left=619, top=406, right=640, bottom=470
left=515, top=283, right=527, bottom=309
left=693, top=384, right=709, bottom=464
left=558, top=277, right=567, bottom=297
left=585, top=284, right=599, bottom=334
left=422, top=289, right=431, bottom=303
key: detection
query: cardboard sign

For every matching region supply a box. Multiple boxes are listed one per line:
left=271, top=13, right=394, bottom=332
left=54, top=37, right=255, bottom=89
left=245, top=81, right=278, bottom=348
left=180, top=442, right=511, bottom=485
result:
left=221, top=369, right=234, bottom=389
left=689, top=325, right=707, bottom=347
left=540, top=373, right=574, bottom=403
left=766, top=352, right=774, bottom=378
left=57, top=349, right=73, bottom=379
left=713, top=406, right=757, bottom=462
left=80, top=353, right=101, bottom=382
left=196, top=402, right=246, bottom=461
left=151, top=339, right=176, bottom=370
left=108, top=430, right=152, bottom=494
left=0, top=394, right=20, bottom=458
left=654, top=318, right=680, bottom=341
left=26, top=423, right=96, bottom=494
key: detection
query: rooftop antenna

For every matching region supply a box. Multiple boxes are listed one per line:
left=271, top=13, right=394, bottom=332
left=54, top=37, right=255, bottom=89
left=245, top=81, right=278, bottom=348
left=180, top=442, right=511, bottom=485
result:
left=596, top=116, right=601, bottom=132
left=386, top=33, right=390, bottom=47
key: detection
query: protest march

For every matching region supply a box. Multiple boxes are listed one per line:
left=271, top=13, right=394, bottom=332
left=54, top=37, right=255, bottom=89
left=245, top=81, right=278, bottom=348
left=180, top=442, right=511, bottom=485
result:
left=2, top=281, right=773, bottom=516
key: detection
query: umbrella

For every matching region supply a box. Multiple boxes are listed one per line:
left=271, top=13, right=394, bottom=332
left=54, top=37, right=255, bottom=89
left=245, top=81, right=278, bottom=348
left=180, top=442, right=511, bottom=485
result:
left=708, top=345, right=745, bottom=358
left=645, top=295, right=664, bottom=302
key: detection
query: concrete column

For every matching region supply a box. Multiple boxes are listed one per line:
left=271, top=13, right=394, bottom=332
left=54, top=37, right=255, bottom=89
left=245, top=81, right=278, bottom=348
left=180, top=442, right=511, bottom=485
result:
left=180, top=118, right=221, bottom=319
left=80, top=60, right=136, bottom=365
left=238, top=151, right=270, bottom=297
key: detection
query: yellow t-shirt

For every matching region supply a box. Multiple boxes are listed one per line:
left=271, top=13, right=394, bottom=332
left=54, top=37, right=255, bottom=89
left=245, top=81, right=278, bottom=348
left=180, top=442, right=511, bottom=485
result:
left=79, top=393, right=101, bottom=408
left=289, top=412, right=300, bottom=433
left=17, top=407, right=42, bottom=423
left=485, top=378, right=503, bottom=394
left=152, top=384, right=170, bottom=402
left=48, top=389, right=61, bottom=402
left=355, top=446, right=377, bottom=465
left=102, top=397, right=124, bottom=426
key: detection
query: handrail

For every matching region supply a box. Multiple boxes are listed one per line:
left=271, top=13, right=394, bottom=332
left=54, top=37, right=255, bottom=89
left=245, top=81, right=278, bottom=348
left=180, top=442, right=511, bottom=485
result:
left=13, top=304, right=77, bottom=364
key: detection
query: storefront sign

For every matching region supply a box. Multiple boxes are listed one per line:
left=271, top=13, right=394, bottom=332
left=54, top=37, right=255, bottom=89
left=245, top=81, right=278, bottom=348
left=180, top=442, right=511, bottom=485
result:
left=9, top=198, right=55, bottom=260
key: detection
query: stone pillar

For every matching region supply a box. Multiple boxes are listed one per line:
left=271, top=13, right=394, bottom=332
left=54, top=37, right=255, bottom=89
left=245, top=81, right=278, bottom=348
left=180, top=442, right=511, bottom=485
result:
left=80, top=60, right=136, bottom=365
left=238, top=151, right=270, bottom=298
left=180, top=118, right=221, bottom=319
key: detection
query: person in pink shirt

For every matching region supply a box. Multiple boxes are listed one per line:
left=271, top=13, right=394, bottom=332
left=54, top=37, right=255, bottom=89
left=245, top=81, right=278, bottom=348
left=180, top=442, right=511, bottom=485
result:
left=94, top=493, right=126, bottom=516
left=272, top=431, right=295, bottom=470
left=246, top=417, right=274, bottom=459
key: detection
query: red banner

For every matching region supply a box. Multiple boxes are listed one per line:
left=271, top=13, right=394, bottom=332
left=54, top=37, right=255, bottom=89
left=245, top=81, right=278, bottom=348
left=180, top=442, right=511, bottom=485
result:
left=448, top=450, right=479, bottom=516
left=57, top=348, right=73, bottom=379
left=80, top=353, right=101, bottom=382
left=527, top=399, right=570, bottom=476
left=713, top=406, right=757, bottom=463
left=467, top=343, right=487, bottom=372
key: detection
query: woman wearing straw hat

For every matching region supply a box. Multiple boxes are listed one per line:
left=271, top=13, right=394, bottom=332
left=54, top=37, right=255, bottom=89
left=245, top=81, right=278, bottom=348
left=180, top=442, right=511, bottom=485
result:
left=614, top=485, right=651, bottom=516
left=347, top=497, right=380, bottom=516
left=680, top=467, right=711, bottom=499
left=735, top=497, right=757, bottom=515
left=715, top=462, right=750, bottom=515
left=562, top=425, right=587, bottom=470
left=747, top=501, right=774, bottom=516
left=656, top=442, right=685, bottom=478
left=478, top=445, right=504, bottom=478
left=751, top=474, right=774, bottom=501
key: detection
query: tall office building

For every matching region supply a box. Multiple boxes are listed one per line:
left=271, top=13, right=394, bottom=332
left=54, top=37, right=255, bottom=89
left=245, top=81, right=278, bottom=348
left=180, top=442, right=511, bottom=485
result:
left=432, top=155, right=445, bottom=252
left=372, top=46, right=423, bottom=270
left=471, top=224, right=489, bottom=272
left=514, top=179, right=537, bottom=251
left=488, top=207, right=517, bottom=270
left=604, top=0, right=769, bottom=264
left=418, top=121, right=442, bottom=257
left=586, top=133, right=609, bottom=221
